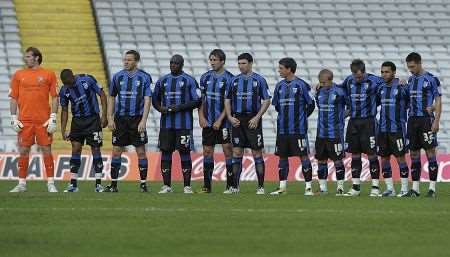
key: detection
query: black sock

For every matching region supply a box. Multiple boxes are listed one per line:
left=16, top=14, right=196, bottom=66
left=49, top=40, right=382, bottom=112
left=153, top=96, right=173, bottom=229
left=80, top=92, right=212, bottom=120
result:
left=334, top=160, right=345, bottom=181
left=411, top=157, right=421, bottom=182
left=428, top=156, right=438, bottom=182
left=225, top=158, right=233, bottom=189
left=232, top=157, right=243, bottom=188
left=138, top=158, right=148, bottom=185
left=180, top=152, right=192, bottom=187
left=301, top=159, right=312, bottom=183
left=161, top=151, right=172, bottom=187
left=110, top=157, right=121, bottom=187
left=278, top=159, right=289, bottom=181
left=369, top=156, right=380, bottom=180
left=351, top=156, right=362, bottom=182
left=254, top=156, right=265, bottom=188
left=203, top=156, right=214, bottom=190
left=70, top=156, right=81, bottom=187
left=92, top=155, right=103, bottom=185
left=318, top=162, right=328, bottom=180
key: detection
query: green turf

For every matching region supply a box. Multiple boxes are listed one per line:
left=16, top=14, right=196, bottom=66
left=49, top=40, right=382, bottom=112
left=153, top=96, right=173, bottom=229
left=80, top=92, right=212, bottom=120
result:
left=0, top=180, right=448, bottom=257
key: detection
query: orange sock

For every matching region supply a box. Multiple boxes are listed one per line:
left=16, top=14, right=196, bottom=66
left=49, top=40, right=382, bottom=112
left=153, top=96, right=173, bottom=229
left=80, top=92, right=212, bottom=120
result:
left=43, top=154, right=54, bottom=178
left=18, top=154, right=29, bottom=179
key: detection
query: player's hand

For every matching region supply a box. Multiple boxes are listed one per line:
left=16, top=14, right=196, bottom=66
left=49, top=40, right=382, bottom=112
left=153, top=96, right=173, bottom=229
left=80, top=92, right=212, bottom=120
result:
left=248, top=116, right=260, bottom=129
left=229, top=116, right=240, bottom=127
left=426, top=105, right=435, bottom=114
left=315, top=83, right=321, bottom=91
left=212, top=119, right=222, bottom=130
left=168, top=105, right=180, bottom=113
left=431, top=120, right=440, bottom=133
left=108, top=117, right=116, bottom=131
left=10, top=115, right=23, bottom=133
left=43, top=113, right=57, bottom=134
left=138, top=120, right=146, bottom=133
left=100, top=116, right=108, bottom=128
left=199, top=115, right=208, bottom=128
left=160, top=106, right=168, bottom=114
left=62, top=131, right=70, bottom=141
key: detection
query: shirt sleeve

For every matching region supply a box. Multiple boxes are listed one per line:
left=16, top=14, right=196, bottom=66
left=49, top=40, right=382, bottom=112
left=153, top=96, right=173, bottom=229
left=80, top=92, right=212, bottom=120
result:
left=86, top=75, right=102, bottom=94
left=9, top=72, right=19, bottom=99
left=431, top=77, right=442, bottom=97
left=49, top=71, right=58, bottom=97
left=302, top=82, right=314, bottom=105
left=271, top=83, right=279, bottom=107
left=109, top=74, right=118, bottom=97
left=258, top=77, right=271, bottom=100
left=59, top=88, right=69, bottom=107
left=189, top=77, right=201, bottom=101
left=144, top=74, right=152, bottom=97
left=225, top=78, right=234, bottom=100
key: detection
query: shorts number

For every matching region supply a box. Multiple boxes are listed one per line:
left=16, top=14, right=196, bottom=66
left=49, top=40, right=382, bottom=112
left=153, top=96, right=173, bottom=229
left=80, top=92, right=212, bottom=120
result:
left=396, top=139, right=404, bottom=151
left=423, top=132, right=434, bottom=144
left=180, top=135, right=191, bottom=146
left=93, top=132, right=103, bottom=143
left=369, top=136, right=376, bottom=149
left=257, top=134, right=262, bottom=146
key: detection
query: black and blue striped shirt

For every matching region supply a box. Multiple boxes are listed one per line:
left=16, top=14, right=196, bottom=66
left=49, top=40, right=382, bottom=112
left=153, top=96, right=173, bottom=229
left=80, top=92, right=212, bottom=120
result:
left=153, top=72, right=201, bottom=130
left=109, top=69, right=152, bottom=117
left=59, top=74, right=102, bottom=117
left=340, top=73, right=383, bottom=119
left=225, top=72, right=271, bottom=115
left=200, top=69, right=234, bottom=129
left=272, top=77, right=314, bottom=135
left=315, top=84, right=348, bottom=139
left=378, top=79, right=409, bottom=133
left=405, top=71, right=441, bottom=118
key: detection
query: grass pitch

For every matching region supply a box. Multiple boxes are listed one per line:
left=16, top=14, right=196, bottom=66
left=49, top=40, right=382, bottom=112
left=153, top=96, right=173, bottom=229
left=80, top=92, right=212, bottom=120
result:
left=0, top=181, right=449, bottom=257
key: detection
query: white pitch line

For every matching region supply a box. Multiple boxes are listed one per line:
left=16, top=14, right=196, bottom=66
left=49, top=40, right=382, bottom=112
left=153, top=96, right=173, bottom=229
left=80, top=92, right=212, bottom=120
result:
left=0, top=207, right=448, bottom=216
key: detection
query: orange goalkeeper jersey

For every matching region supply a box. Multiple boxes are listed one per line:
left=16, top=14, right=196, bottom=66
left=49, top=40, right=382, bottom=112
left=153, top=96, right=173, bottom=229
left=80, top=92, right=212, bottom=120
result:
left=9, top=67, right=58, bottom=123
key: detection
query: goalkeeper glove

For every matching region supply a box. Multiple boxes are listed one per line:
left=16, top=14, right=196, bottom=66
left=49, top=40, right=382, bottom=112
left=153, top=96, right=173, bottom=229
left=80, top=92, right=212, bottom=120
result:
left=10, top=114, right=23, bottom=133
left=43, top=113, right=57, bottom=134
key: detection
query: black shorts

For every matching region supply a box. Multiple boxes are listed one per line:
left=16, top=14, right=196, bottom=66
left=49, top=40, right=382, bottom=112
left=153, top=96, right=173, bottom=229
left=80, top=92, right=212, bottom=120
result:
left=407, top=116, right=438, bottom=151
left=231, top=115, right=264, bottom=150
left=275, top=134, right=309, bottom=158
left=70, top=115, right=103, bottom=147
left=202, top=127, right=231, bottom=146
left=315, top=137, right=344, bottom=161
left=112, top=116, right=148, bottom=147
left=158, top=129, right=192, bottom=152
left=377, top=132, right=408, bottom=157
left=346, top=117, right=377, bottom=155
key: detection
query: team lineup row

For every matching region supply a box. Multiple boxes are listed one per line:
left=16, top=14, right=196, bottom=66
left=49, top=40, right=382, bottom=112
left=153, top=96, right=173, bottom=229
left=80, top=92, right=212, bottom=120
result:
left=8, top=47, right=441, bottom=198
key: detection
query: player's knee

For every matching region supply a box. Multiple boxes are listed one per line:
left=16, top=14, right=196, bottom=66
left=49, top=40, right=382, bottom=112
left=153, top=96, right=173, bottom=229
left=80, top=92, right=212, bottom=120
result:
left=233, top=148, right=243, bottom=157
left=90, top=146, right=101, bottom=155
left=252, top=149, right=263, bottom=158
left=203, top=146, right=214, bottom=157
left=40, top=145, right=52, bottom=155
left=19, top=146, right=30, bottom=155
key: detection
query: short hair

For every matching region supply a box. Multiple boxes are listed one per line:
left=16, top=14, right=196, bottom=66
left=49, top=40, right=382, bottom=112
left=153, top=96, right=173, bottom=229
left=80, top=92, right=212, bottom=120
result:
left=60, top=69, right=74, bottom=82
left=209, top=49, right=226, bottom=62
left=125, top=50, right=140, bottom=62
left=350, top=59, right=365, bottom=73
left=237, top=53, right=253, bottom=63
left=406, top=52, right=421, bottom=64
left=318, top=69, right=333, bottom=81
left=25, top=47, right=42, bottom=64
left=381, top=61, right=396, bottom=72
left=278, top=57, right=297, bottom=73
